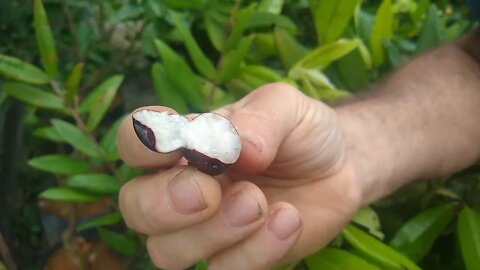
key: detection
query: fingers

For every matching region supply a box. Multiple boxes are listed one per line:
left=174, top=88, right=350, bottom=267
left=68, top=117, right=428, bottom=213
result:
left=208, top=202, right=302, bottom=270
left=224, top=83, right=306, bottom=175
left=146, top=181, right=268, bottom=270
left=119, top=166, right=222, bottom=234
left=117, top=106, right=182, bottom=168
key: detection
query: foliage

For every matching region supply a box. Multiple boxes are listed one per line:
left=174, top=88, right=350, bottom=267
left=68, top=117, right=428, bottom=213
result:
left=0, top=0, right=478, bottom=269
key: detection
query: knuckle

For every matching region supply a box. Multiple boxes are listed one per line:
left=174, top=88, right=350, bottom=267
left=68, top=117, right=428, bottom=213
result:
left=147, top=238, right=192, bottom=270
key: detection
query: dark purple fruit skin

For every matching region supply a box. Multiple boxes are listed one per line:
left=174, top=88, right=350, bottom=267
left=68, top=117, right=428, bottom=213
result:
left=133, top=119, right=157, bottom=152
left=182, top=149, right=231, bottom=176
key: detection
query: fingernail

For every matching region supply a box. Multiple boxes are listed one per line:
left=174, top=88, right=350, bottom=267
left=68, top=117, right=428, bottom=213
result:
left=167, top=169, right=207, bottom=214
left=222, top=190, right=263, bottom=227
left=268, top=209, right=301, bottom=240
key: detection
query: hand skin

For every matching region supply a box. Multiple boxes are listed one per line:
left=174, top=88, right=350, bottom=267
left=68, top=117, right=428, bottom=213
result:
left=116, top=29, right=480, bottom=270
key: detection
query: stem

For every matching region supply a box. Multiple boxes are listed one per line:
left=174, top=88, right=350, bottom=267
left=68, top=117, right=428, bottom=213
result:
left=62, top=204, right=88, bottom=270
left=0, top=230, right=16, bottom=270
left=50, top=80, right=64, bottom=97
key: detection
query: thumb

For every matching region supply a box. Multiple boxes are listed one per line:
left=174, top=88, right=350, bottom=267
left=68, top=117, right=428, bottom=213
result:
left=220, top=83, right=306, bottom=175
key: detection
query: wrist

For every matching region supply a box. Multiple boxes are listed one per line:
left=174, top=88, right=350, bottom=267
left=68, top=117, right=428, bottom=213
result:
left=334, top=101, right=409, bottom=205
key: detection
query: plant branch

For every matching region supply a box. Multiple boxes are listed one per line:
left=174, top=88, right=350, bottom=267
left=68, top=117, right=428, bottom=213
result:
left=50, top=80, right=64, bottom=97
left=62, top=204, right=87, bottom=270
left=0, top=229, right=16, bottom=270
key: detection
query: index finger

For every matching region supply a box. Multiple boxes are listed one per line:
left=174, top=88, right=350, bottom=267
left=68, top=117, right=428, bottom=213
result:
left=117, top=106, right=182, bottom=168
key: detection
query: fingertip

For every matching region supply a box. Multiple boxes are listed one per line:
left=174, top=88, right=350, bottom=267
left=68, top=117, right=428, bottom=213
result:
left=117, top=106, right=182, bottom=168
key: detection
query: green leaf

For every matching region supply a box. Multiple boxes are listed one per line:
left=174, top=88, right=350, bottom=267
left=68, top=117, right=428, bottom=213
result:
left=416, top=5, right=441, bottom=53
left=258, top=0, right=285, bottom=14
left=0, top=54, right=49, bottom=84
left=77, top=212, right=122, bottom=232
left=370, top=0, right=394, bottom=67
left=151, top=63, right=188, bottom=114
left=65, top=63, right=84, bottom=104
left=172, top=13, right=216, bottom=80
left=118, top=164, right=142, bottom=181
left=194, top=260, right=208, bottom=270
left=52, top=119, right=102, bottom=159
left=98, top=228, right=138, bottom=257
left=306, top=248, right=381, bottom=270
left=293, top=39, right=358, bottom=70
left=218, top=35, right=254, bottom=84
left=204, top=10, right=227, bottom=51
left=237, top=65, right=282, bottom=89
left=245, top=12, right=297, bottom=32
left=40, top=187, right=100, bottom=202
left=100, top=116, right=124, bottom=161
left=342, top=224, right=421, bottom=270
left=336, top=49, right=370, bottom=91
left=165, top=0, right=205, bottom=10
left=457, top=207, right=480, bottom=270
left=311, top=0, right=361, bottom=44
left=352, top=207, right=384, bottom=240
left=33, top=126, right=65, bottom=143
left=390, top=204, right=453, bottom=262
left=109, top=4, right=144, bottom=23
left=224, top=4, right=256, bottom=52
left=80, top=75, right=124, bottom=131
left=274, top=27, right=306, bottom=70
left=154, top=39, right=204, bottom=110
left=34, top=0, right=58, bottom=78
left=3, top=82, right=64, bottom=111
left=28, top=154, right=91, bottom=175
left=65, top=173, right=120, bottom=195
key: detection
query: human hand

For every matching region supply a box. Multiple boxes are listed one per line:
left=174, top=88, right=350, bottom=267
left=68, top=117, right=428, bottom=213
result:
left=117, top=83, right=363, bottom=270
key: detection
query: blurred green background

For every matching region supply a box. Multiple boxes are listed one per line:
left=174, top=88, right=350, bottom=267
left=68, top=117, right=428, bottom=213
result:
left=0, top=0, right=479, bottom=269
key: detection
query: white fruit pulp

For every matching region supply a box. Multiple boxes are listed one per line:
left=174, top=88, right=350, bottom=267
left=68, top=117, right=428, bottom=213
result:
left=133, top=110, right=241, bottom=164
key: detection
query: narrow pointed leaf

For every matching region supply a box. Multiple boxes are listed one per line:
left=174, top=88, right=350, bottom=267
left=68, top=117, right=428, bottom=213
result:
left=77, top=212, right=122, bottom=232
left=51, top=119, right=102, bottom=158
left=172, top=14, right=216, bottom=79
left=416, top=5, right=441, bottom=53
left=65, top=173, right=120, bottom=195
left=342, top=224, right=421, bottom=270
left=204, top=11, right=226, bottom=51
left=0, top=54, right=49, bottom=84
left=65, top=63, right=84, bottom=104
left=3, top=82, right=65, bottom=111
left=98, top=228, right=138, bottom=257
left=312, top=0, right=361, bottom=44
left=245, top=12, right=297, bottom=32
left=306, top=248, right=381, bottom=270
left=274, top=27, right=306, bottom=70
left=218, top=35, right=254, bottom=84
left=40, top=187, right=100, bottom=202
left=28, top=154, right=91, bottom=175
left=34, top=0, right=58, bottom=78
left=151, top=63, right=188, bottom=113
left=33, top=126, right=65, bottom=142
left=390, top=204, right=454, bottom=262
left=155, top=39, right=204, bottom=109
left=457, top=207, right=480, bottom=270
left=224, top=4, right=256, bottom=52
left=370, top=0, right=393, bottom=67
left=80, top=75, right=124, bottom=131
left=352, top=207, right=384, bottom=240
left=258, top=0, right=285, bottom=14
left=100, top=116, right=124, bottom=161
left=294, top=39, right=358, bottom=70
